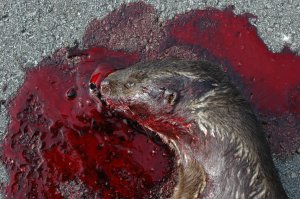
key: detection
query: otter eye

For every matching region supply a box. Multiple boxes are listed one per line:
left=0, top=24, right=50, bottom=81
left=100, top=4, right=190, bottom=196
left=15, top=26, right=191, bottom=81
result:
left=129, top=71, right=147, bottom=81
left=124, top=82, right=135, bottom=89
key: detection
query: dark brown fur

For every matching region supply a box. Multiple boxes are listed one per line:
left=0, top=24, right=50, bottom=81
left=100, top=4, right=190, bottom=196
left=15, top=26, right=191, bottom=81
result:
left=99, top=59, right=287, bottom=199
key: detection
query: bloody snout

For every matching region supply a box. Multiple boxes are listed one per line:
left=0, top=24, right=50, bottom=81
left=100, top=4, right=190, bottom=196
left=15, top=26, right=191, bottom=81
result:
left=100, top=79, right=111, bottom=97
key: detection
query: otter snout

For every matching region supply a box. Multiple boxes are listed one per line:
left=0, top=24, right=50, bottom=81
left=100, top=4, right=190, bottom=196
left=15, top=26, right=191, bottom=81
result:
left=100, top=79, right=111, bottom=97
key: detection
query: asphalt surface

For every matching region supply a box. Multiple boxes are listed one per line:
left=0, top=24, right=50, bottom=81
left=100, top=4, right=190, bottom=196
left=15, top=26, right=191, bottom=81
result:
left=0, top=0, right=299, bottom=198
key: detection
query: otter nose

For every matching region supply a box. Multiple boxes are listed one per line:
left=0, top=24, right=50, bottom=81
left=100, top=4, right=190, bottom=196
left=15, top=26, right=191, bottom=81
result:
left=100, top=79, right=111, bottom=96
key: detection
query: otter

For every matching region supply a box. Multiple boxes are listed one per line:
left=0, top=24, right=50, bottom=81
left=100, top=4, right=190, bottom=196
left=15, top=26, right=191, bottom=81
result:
left=98, top=59, right=287, bottom=199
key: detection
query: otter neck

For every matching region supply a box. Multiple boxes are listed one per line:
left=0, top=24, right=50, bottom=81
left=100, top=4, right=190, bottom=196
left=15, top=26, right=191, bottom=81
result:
left=168, top=122, right=246, bottom=199
left=167, top=115, right=286, bottom=199
left=132, top=109, right=286, bottom=198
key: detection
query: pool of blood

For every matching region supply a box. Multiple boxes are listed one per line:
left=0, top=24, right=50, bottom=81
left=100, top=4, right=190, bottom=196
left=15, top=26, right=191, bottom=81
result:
left=164, top=7, right=300, bottom=152
left=1, top=47, right=174, bottom=198
left=2, top=2, right=300, bottom=198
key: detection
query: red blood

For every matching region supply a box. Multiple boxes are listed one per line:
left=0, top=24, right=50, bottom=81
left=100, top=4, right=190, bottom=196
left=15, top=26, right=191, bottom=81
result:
left=2, top=47, right=174, bottom=198
left=2, top=2, right=300, bottom=199
left=166, top=8, right=300, bottom=115
left=164, top=8, right=300, bottom=153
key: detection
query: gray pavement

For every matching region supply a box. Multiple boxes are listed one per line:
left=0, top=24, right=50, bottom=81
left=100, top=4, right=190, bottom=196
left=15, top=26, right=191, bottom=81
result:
left=0, top=0, right=299, bottom=198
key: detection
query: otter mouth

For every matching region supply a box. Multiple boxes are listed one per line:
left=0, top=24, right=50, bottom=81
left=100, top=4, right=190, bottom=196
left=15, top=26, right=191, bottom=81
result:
left=109, top=106, right=180, bottom=197
left=90, top=81, right=180, bottom=197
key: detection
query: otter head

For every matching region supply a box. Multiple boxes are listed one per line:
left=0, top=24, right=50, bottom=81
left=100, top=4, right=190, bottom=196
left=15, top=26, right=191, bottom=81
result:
left=99, top=60, right=218, bottom=131
left=100, top=61, right=180, bottom=121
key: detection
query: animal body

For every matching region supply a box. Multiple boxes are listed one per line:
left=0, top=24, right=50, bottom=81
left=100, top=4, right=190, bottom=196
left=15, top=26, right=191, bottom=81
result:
left=98, top=59, right=287, bottom=199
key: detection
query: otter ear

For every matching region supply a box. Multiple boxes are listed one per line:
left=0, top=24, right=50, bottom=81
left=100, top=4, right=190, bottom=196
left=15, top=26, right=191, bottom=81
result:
left=163, top=89, right=178, bottom=105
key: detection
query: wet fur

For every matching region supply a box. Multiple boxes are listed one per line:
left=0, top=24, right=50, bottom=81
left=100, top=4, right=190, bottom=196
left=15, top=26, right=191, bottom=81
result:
left=172, top=160, right=206, bottom=199
left=100, top=59, right=288, bottom=199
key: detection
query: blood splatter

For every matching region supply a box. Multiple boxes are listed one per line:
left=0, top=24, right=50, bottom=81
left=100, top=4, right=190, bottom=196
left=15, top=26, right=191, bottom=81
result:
left=1, top=47, right=174, bottom=198
left=163, top=7, right=300, bottom=153
left=2, top=2, right=300, bottom=198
